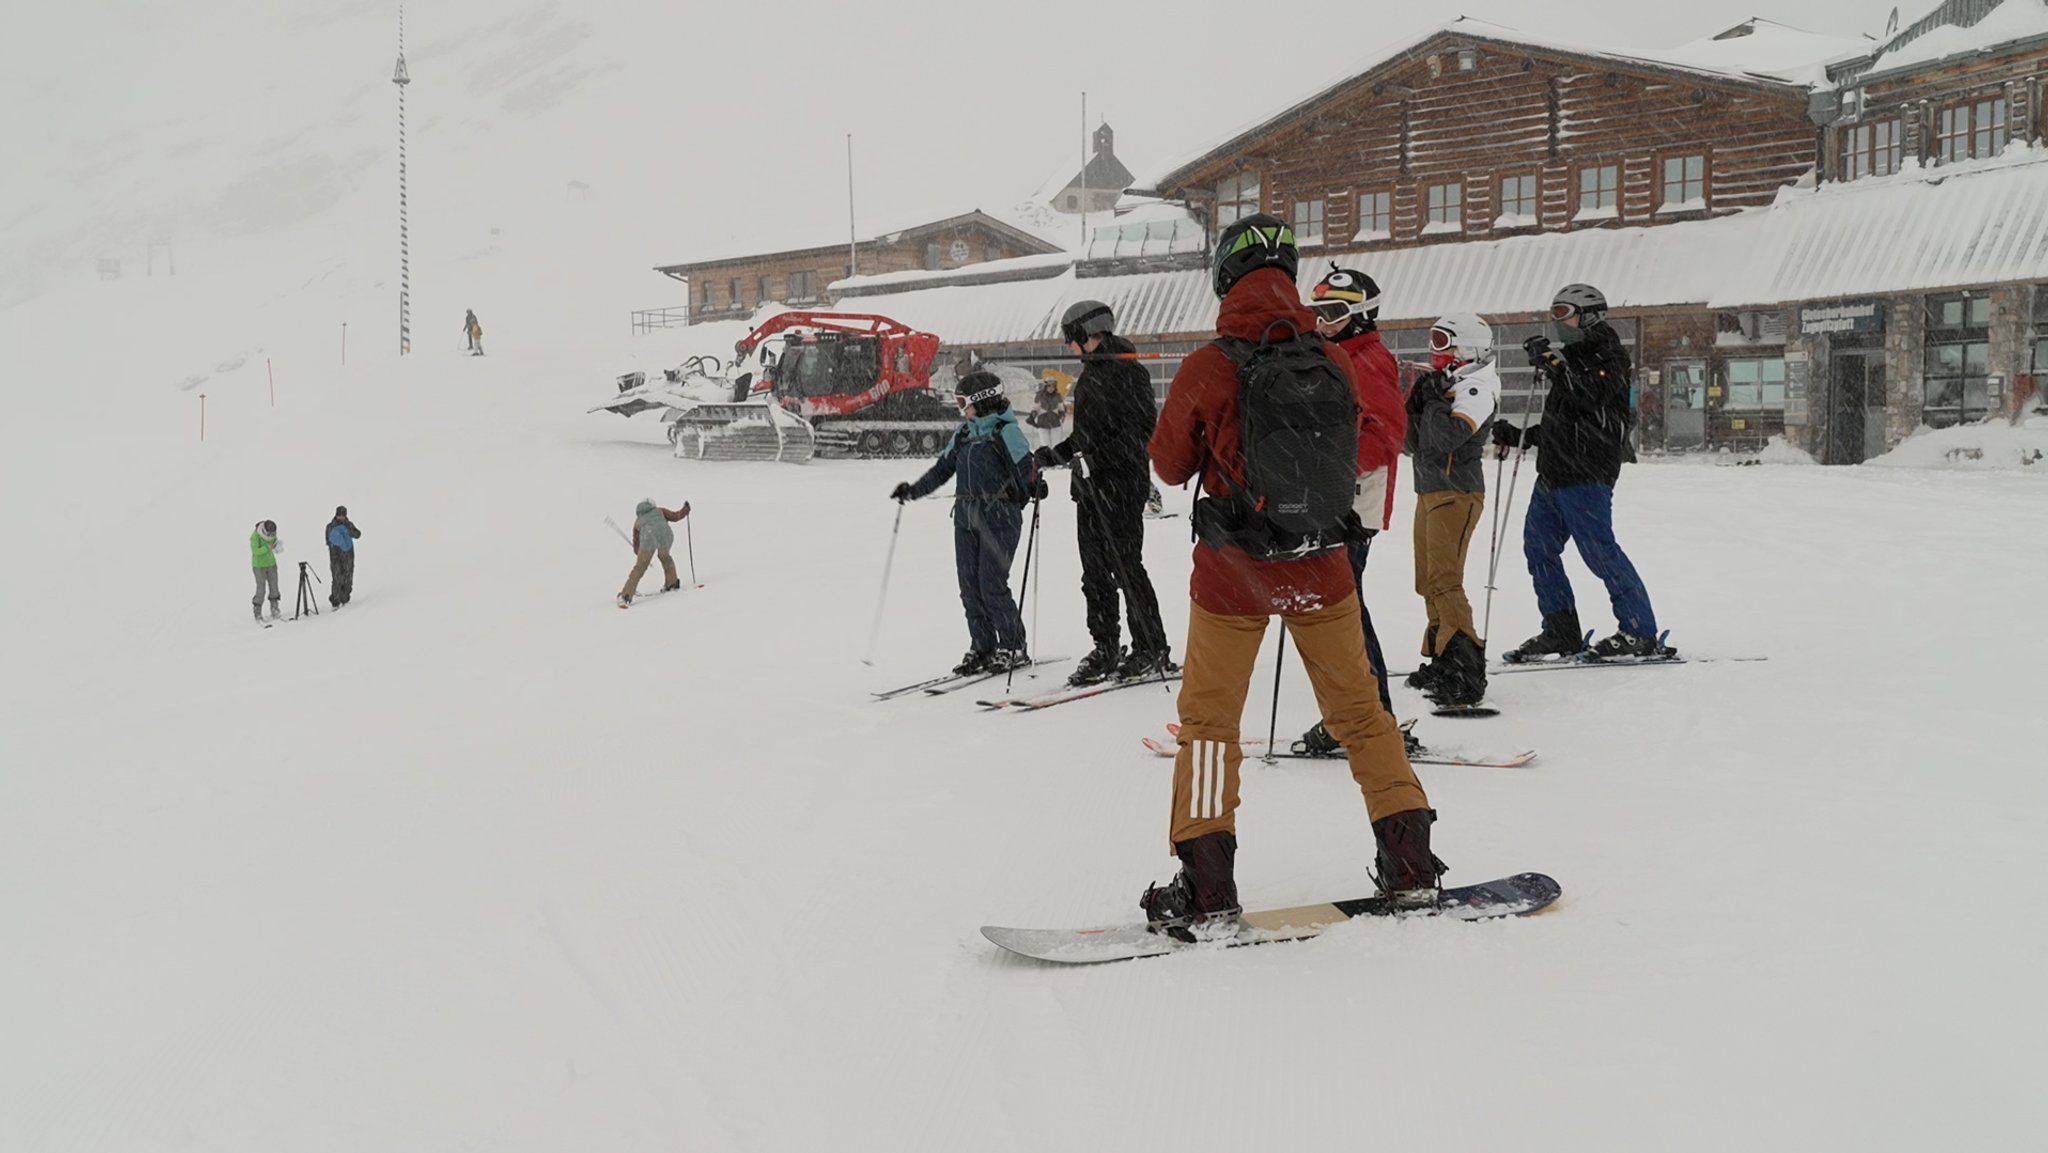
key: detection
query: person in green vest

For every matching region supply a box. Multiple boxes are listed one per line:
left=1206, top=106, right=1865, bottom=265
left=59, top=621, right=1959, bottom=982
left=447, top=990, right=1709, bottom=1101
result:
left=250, top=520, right=282, bottom=623
left=618, top=499, right=690, bottom=607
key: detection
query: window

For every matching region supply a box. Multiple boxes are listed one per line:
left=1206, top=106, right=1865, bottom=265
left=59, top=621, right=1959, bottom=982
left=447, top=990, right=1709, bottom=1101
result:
left=1938, top=99, right=2007, bottom=164
left=1973, top=97, right=2008, bottom=158
left=1354, top=190, right=1391, bottom=240
left=758, top=275, right=772, bottom=302
left=789, top=269, right=816, bottom=301
left=1660, top=155, right=1705, bottom=210
left=2035, top=286, right=2048, bottom=376
left=1497, top=175, right=1538, bottom=224
left=1292, top=197, right=1325, bottom=246
left=1425, top=181, right=1462, bottom=231
left=1923, top=292, right=1993, bottom=426
left=700, top=279, right=714, bottom=309
left=728, top=277, right=741, bottom=308
left=1215, top=170, right=1261, bottom=226
left=1066, top=194, right=1078, bottom=210
left=1577, top=165, right=1619, bottom=217
left=924, top=242, right=941, bottom=270
left=1725, top=358, right=1787, bottom=409
left=1844, top=119, right=1904, bottom=180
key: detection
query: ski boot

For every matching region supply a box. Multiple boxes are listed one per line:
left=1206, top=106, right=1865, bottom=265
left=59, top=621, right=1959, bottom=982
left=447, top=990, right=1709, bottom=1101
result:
left=268, top=603, right=283, bottom=622
left=660, top=580, right=682, bottom=593
left=1399, top=718, right=1426, bottom=759
left=952, top=651, right=991, bottom=676
left=1371, top=807, right=1446, bottom=909
left=1290, top=721, right=1343, bottom=758
left=1116, top=647, right=1178, bottom=681
left=1423, top=633, right=1488, bottom=708
left=986, top=648, right=1031, bottom=673
left=1405, top=626, right=1441, bottom=690
left=1588, top=630, right=1676, bottom=659
left=1144, top=485, right=1166, bottom=519
left=1069, top=644, right=1123, bottom=687
left=1140, top=831, right=1242, bottom=942
left=1502, top=609, right=1585, bottom=664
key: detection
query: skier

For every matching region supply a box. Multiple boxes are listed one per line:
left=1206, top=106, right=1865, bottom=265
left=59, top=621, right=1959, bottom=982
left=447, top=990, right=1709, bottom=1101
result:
left=1141, top=214, right=1442, bottom=940
left=249, top=520, right=282, bottom=623
left=890, top=370, right=1040, bottom=677
left=325, top=506, right=360, bottom=608
left=617, top=499, right=690, bottom=606
left=1025, top=376, right=1067, bottom=434
left=464, top=310, right=484, bottom=356
left=1291, top=267, right=1411, bottom=757
left=1492, top=283, right=1670, bottom=660
left=1402, top=313, right=1501, bottom=708
left=1033, top=300, right=1174, bottom=685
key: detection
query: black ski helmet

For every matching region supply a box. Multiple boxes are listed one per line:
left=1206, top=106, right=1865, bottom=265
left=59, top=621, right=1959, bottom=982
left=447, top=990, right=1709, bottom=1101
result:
left=335, top=505, right=348, bottom=517
left=1309, top=266, right=1383, bottom=323
left=1551, top=283, right=1609, bottom=325
left=1212, top=213, right=1297, bottom=300
left=259, top=519, right=276, bottom=535
left=955, top=370, right=1008, bottom=414
left=1059, top=300, right=1115, bottom=346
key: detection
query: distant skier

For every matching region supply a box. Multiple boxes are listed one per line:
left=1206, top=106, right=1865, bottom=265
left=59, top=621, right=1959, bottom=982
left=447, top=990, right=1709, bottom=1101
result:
left=325, top=506, right=361, bottom=608
left=618, top=499, right=690, bottom=607
left=250, top=520, right=282, bottom=624
left=890, top=370, right=1040, bottom=676
left=464, top=310, right=484, bottom=356
left=1492, top=283, right=1670, bottom=660
left=1026, top=376, right=1067, bottom=435
left=1034, top=300, right=1173, bottom=685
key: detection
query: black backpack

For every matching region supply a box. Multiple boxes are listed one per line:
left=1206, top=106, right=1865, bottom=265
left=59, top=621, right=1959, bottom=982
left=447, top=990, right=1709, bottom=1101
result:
left=1193, top=323, right=1358, bottom=559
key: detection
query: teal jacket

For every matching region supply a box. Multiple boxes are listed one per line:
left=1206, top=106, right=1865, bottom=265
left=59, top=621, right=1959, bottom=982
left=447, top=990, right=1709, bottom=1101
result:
left=633, top=500, right=678, bottom=551
left=250, top=529, right=279, bottom=569
left=906, top=409, right=1032, bottom=504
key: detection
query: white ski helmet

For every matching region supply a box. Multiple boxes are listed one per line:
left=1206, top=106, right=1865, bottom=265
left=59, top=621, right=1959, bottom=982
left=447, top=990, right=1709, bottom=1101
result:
left=1429, top=312, right=1494, bottom=364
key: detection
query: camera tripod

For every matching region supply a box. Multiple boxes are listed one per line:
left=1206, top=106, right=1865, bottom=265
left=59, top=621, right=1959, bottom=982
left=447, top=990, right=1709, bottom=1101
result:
left=294, top=560, right=323, bottom=620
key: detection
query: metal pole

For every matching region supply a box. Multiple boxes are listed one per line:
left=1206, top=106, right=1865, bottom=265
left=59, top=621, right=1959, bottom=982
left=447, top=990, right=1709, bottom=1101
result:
left=1079, top=92, right=1088, bottom=250
left=393, top=10, right=412, bottom=355
left=1007, top=496, right=1042, bottom=691
left=267, top=358, right=275, bottom=406
left=1482, top=366, right=1541, bottom=641
left=341, top=322, right=347, bottom=365
left=1263, top=628, right=1287, bottom=765
left=846, top=134, right=858, bottom=279
left=685, top=513, right=698, bottom=586
left=862, top=502, right=905, bottom=666
left=199, top=393, right=205, bottom=441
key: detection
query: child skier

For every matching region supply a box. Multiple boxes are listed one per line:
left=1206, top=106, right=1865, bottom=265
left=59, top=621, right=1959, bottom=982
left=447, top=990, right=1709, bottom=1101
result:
left=618, top=499, right=690, bottom=606
left=890, top=370, right=1042, bottom=676
left=250, top=520, right=282, bottom=623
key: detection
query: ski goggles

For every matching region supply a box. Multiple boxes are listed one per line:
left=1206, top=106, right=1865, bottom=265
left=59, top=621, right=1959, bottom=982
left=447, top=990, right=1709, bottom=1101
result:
left=1428, top=328, right=1456, bottom=352
left=1309, top=300, right=1354, bottom=323
left=1550, top=302, right=1579, bottom=321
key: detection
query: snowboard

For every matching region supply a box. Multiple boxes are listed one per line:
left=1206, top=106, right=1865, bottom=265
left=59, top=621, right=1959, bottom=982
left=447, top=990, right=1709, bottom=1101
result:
left=1144, top=732, right=1536, bottom=769
left=983, top=872, right=1561, bottom=964
left=1430, top=704, right=1500, bottom=718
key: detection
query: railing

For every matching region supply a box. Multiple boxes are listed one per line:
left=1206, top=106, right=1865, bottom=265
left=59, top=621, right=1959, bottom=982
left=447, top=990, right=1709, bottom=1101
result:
left=631, top=306, right=691, bottom=334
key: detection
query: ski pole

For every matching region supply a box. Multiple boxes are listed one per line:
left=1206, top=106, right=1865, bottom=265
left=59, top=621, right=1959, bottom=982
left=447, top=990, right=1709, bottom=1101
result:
left=863, top=502, right=905, bottom=666
left=1263, top=628, right=1287, bottom=765
left=1008, top=495, right=1042, bottom=691
left=1482, top=375, right=1541, bottom=641
left=604, top=516, right=631, bottom=548
left=685, top=513, right=698, bottom=586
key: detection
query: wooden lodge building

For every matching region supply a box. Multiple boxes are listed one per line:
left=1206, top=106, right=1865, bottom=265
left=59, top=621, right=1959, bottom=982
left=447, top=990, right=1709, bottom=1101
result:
left=661, top=2, right=2048, bottom=463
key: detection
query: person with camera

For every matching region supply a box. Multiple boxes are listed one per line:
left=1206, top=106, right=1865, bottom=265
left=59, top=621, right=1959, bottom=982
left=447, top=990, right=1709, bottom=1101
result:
left=1033, top=300, right=1173, bottom=686
left=249, top=520, right=283, bottom=624
left=1492, top=283, right=1668, bottom=661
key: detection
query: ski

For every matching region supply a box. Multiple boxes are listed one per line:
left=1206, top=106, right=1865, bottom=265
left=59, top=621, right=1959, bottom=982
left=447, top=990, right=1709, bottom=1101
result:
left=983, top=872, right=1561, bottom=964
left=1149, top=727, right=1535, bottom=769
left=978, top=671, right=1182, bottom=711
left=616, top=583, right=703, bottom=609
left=873, top=657, right=1069, bottom=700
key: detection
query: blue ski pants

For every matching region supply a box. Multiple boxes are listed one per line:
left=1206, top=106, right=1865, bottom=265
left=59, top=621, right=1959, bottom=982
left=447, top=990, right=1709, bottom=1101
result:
left=954, top=500, right=1026, bottom=654
left=1523, top=482, right=1656, bottom=638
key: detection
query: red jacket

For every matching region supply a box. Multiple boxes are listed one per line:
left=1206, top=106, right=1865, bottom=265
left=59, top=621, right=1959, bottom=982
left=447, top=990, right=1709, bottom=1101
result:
left=1149, top=267, right=1357, bottom=617
left=1337, top=327, right=1404, bottom=532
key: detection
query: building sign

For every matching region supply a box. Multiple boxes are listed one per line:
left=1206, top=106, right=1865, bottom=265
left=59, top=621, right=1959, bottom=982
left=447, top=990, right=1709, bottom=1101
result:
left=1800, top=301, right=1885, bottom=336
left=1785, top=351, right=1810, bottom=423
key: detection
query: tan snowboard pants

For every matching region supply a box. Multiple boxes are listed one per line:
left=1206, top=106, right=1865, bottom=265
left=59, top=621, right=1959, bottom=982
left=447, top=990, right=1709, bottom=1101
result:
left=1414, top=490, right=1485, bottom=655
left=620, top=548, right=677, bottom=599
left=1169, top=595, right=1430, bottom=850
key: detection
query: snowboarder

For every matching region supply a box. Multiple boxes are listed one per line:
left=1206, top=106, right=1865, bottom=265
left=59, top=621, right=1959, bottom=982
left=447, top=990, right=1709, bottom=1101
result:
left=464, top=310, right=484, bottom=356
left=325, top=506, right=360, bottom=608
left=1142, top=214, right=1443, bottom=940
left=890, top=370, right=1039, bottom=677
left=1402, top=313, right=1501, bottom=708
left=1492, top=283, right=1670, bottom=660
left=618, top=499, right=690, bottom=606
left=249, top=520, right=282, bottom=623
left=1291, top=267, right=1411, bottom=757
left=1033, top=300, right=1173, bottom=686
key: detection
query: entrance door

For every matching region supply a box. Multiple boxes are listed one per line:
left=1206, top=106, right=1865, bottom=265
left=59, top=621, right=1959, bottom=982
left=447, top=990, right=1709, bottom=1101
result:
left=1828, top=355, right=1870, bottom=465
left=1862, top=363, right=1888, bottom=461
left=1664, top=360, right=1707, bottom=451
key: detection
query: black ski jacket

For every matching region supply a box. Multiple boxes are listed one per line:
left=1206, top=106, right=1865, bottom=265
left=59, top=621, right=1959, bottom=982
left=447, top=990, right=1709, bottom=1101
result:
left=1503, top=321, right=1636, bottom=489
left=1044, top=333, right=1157, bottom=505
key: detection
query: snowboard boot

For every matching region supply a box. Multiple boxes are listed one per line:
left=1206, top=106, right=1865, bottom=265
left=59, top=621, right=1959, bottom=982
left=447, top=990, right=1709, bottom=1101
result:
left=1290, top=721, right=1343, bottom=758
left=1069, top=644, right=1123, bottom=686
left=1116, top=647, right=1178, bottom=681
left=1371, top=807, right=1446, bottom=909
left=1140, top=831, right=1241, bottom=941
left=1424, top=633, right=1488, bottom=708
left=952, top=650, right=991, bottom=676
left=1405, top=626, right=1441, bottom=690
left=1502, top=609, right=1585, bottom=664
left=1589, top=630, right=1676, bottom=659
left=1400, top=719, right=1426, bottom=759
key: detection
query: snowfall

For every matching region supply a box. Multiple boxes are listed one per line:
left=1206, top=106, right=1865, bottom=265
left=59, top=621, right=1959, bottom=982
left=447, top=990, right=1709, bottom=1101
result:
left=6, top=4, right=2048, bottom=1152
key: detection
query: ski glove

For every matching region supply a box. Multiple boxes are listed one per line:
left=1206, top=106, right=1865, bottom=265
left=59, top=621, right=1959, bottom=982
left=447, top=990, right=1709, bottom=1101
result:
left=1028, top=477, right=1049, bottom=501
left=890, top=482, right=913, bottom=502
left=1491, top=422, right=1521, bottom=449
left=1523, top=334, right=1564, bottom=371
left=1031, top=445, right=1060, bottom=470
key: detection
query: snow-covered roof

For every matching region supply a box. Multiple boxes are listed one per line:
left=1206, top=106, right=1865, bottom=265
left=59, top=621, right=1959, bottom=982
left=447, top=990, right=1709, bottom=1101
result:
left=1080, top=202, right=1207, bottom=262
left=1136, top=16, right=1851, bottom=193
left=670, top=205, right=1066, bottom=270
left=1864, top=0, right=2048, bottom=76
left=838, top=147, right=2048, bottom=343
